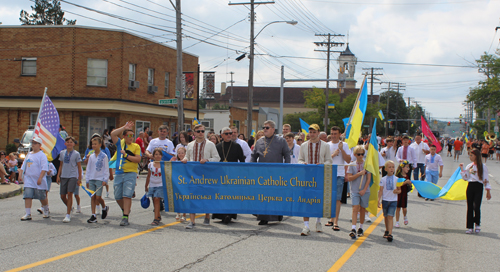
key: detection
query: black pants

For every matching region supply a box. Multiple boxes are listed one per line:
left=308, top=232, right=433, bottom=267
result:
left=466, top=182, right=483, bottom=229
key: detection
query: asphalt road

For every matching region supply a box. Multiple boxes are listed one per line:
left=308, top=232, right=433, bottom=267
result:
left=1, top=153, right=499, bottom=272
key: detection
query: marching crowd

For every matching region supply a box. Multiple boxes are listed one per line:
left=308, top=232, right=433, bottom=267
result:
left=5, top=121, right=493, bottom=242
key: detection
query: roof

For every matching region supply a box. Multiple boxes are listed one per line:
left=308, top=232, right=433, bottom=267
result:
left=0, top=25, right=198, bottom=58
left=340, top=44, right=355, bottom=56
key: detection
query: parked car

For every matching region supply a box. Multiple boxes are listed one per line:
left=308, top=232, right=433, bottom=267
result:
left=16, top=126, right=35, bottom=166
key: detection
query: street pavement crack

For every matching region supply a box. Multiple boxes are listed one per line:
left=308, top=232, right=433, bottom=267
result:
left=173, top=216, right=291, bottom=272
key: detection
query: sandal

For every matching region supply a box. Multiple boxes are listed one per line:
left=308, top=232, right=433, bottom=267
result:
left=333, top=225, right=340, bottom=231
left=325, top=221, right=333, bottom=227
left=404, top=217, right=408, bottom=225
left=465, top=229, right=473, bottom=234
left=151, top=219, right=160, bottom=226
left=387, top=234, right=393, bottom=242
left=383, top=231, right=389, bottom=238
left=475, top=226, right=481, bottom=233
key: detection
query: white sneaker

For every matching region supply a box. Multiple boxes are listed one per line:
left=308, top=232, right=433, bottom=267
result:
left=395, top=222, right=400, bottom=228
left=106, top=192, right=109, bottom=198
left=301, top=227, right=311, bottom=236
left=63, top=215, right=71, bottom=223
left=185, top=222, right=194, bottom=229
left=76, top=206, right=81, bottom=213
left=365, top=214, right=372, bottom=222
left=21, top=214, right=32, bottom=221
left=315, top=221, right=323, bottom=232
left=43, top=209, right=50, bottom=218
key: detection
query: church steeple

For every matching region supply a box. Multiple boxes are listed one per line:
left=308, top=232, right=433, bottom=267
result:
left=338, top=43, right=357, bottom=88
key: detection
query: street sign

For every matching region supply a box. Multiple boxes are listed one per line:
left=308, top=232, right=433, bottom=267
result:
left=159, top=99, right=177, bottom=105
left=495, top=126, right=499, bottom=133
left=363, top=125, right=369, bottom=128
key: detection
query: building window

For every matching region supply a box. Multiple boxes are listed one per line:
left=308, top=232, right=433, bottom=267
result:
left=135, top=120, right=151, bottom=137
left=148, top=68, right=154, bottom=86
left=21, top=58, right=37, bottom=76
left=201, top=119, right=213, bottom=131
left=184, top=124, right=191, bottom=131
left=233, top=120, right=240, bottom=132
left=164, top=72, right=170, bottom=96
left=129, top=64, right=136, bottom=81
left=30, top=112, right=38, bottom=126
left=87, top=59, right=107, bottom=86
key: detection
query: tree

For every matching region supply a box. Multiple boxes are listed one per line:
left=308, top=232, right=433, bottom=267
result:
left=379, top=91, right=409, bottom=135
left=20, top=0, right=76, bottom=25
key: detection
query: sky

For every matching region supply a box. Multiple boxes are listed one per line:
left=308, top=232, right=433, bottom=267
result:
left=2, top=0, right=500, bottom=122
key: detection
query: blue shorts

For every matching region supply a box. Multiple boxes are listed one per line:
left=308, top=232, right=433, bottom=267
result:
left=114, top=172, right=137, bottom=200
left=46, top=177, right=52, bottom=192
left=351, top=192, right=370, bottom=208
left=336, top=176, right=345, bottom=201
left=426, top=170, right=439, bottom=185
left=382, top=200, right=397, bottom=217
left=23, top=187, right=46, bottom=200
left=88, top=180, right=106, bottom=197
left=147, top=186, right=164, bottom=199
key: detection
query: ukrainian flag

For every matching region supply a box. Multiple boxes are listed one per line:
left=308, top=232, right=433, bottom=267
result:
left=192, top=117, right=200, bottom=126
left=81, top=185, right=95, bottom=197
left=464, top=134, right=469, bottom=143
left=251, top=130, right=256, bottom=137
left=345, top=77, right=368, bottom=149
left=378, top=110, right=384, bottom=120
left=299, top=118, right=310, bottom=136
left=328, top=103, right=335, bottom=109
left=364, top=119, right=380, bottom=216
left=400, top=168, right=467, bottom=200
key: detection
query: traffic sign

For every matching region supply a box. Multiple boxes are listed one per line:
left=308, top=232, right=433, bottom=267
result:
left=159, top=99, right=177, bottom=105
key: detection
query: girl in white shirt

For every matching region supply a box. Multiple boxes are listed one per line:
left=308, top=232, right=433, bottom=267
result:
left=146, top=148, right=165, bottom=226
left=459, top=149, right=492, bottom=234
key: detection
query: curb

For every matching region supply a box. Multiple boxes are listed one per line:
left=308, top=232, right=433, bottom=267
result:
left=0, top=184, right=23, bottom=199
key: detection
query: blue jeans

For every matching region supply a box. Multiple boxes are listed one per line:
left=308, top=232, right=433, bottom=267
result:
left=336, top=176, right=345, bottom=201
left=413, top=163, right=425, bottom=181
left=114, top=172, right=137, bottom=200
left=426, top=170, right=439, bottom=184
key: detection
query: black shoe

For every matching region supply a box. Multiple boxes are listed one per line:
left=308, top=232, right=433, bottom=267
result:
left=258, top=220, right=268, bottom=225
left=87, top=215, right=97, bottom=223
left=357, top=228, right=364, bottom=237
left=223, top=216, right=231, bottom=224
left=387, top=234, right=393, bottom=242
left=101, top=206, right=109, bottom=219
left=425, top=198, right=429, bottom=201
left=383, top=231, right=389, bottom=238
left=349, top=229, right=357, bottom=239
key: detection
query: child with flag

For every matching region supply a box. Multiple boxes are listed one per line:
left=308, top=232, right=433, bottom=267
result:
left=378, top=160, right=400, bottom=242
left=346, top=145, right=371, bottom=238
left=57, top=136, right=83, bottom=223
left=19, top=137, right=49, bottom=220
left=85, top=137, right=110, bottom=223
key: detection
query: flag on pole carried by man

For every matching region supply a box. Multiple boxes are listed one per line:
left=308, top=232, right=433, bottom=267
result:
left=34, top=89, right=66, bottom=161
left=345, top=76, right=368, bottom=149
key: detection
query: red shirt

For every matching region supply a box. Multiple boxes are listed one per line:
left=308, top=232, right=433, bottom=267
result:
left=136, top=137, right=145, bottom=154
left=454, top=140, right=463, bottom=151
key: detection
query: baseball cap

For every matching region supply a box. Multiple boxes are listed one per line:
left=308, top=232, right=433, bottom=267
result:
left=309, top=124, right=320, bottom=131
left=32, top=137, right=43, bottom=144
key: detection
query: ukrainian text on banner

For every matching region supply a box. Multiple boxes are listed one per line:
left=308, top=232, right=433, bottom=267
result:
left=160, top=162, right=338, bottom=218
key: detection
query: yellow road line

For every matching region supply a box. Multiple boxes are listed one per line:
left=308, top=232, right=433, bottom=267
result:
left=328, top=212, right=385, bottom=272
left=6, top=215, right=205, bottom=272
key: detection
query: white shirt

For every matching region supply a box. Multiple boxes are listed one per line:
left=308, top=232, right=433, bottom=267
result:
left=147, top=138, right=176, bottom=156
left=288, top=144, right=300, bottom=164
left=21, top=151, right=48, bottom=190
left=328, top=141, right=351, bottom=177
left=148, top=162, right=163, bottom=187
left=380, top=146, right=397, bottom=163
left=424, top=153, right=443, bottom=172
left=396, top=145, right=417, bottom=168
left=236, top=138, right=252, bottom=163
left=175, top=143, right=188, bottom=153
left=85, top=151, right=109, bottom=183
left=460, top=163, right=491, bottom=189
left=410, top=141, right=430, bottom=164
left=298, top=140, right=333, bottom=165
left=379, top=175, right=398, bottom=201
left=47, top=163, right=57, bottom=177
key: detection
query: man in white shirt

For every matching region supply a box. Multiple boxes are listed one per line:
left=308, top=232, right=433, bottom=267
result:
left=326, top=126, right=352, bottom=231
left=231, top=126, right=252, bottom=162
left=376, top=133, right=382, bottom=150
left=396, top=135, right=417, bottom=169
left=380, top=137, right=397, bottom=164
left=182, top=124, right=221, bottom=229
left=410, top=135, right=430, bottom=181
left=145, top=125, right=176, bottom=160
left=298, top=124, right=332, bottom=236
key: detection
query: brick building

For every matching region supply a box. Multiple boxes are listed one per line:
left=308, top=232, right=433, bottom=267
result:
left=0, top=25, right=200, bottom=153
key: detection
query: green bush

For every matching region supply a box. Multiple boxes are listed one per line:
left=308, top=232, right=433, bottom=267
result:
left=5, top=144, right=17, bottom=155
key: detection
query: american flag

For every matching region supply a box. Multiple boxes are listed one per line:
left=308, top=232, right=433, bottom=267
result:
left=34, top=95, right=66, bottom=161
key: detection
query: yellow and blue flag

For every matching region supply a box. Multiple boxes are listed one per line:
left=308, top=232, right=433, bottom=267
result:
left=464, top=134, right=469, bottom=143
left=192, top=117, right=200, bottom=126
left=251, top=129, right=256, bottom=137
left=328, top=103, right=335, bottom=109
left=364, top=119, right=380, bottom=216
left=345, top=77, right=368, bottom=149
left=81, top=185, right=95, bottom=197
left=34, top=94, right=66, bottom=161
left=378, top=110, right=384, bottom=120
left=299, top=118, right=310, bottom=136
left=401, top=168, right=467, bottom=200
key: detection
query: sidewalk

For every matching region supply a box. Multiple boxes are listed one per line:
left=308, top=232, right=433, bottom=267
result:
left=0, top=183, right=22, bottom=199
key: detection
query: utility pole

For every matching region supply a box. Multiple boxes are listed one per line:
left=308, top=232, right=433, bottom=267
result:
left=228, top=72, right=235, bottom=107
left=229, top=0, right=274, bottom=138
left=362, top=67, right=383, bottom=132
left=173, top=0, right=183, bottom=133
left=314, top=33, right=344, bottom=132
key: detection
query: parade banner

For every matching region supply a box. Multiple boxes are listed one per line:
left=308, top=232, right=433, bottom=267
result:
left=160, top=162, right=337, bottom=218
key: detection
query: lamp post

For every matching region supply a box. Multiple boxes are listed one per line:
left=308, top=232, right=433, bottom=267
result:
left=247, top=20, right=297, bottom=138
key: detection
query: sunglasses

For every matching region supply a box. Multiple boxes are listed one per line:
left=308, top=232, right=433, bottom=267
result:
left=127, top=134, right=135, bottom=138
left=297, top=139, right=304, bottom=141
left=356, top=153, right=364, bottom=156
left=262, top=126, right=271, bottom=130
left=223, top=132, right=233, bottom=135
left=195, top=130, right=205, bottom=133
